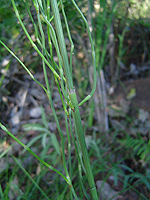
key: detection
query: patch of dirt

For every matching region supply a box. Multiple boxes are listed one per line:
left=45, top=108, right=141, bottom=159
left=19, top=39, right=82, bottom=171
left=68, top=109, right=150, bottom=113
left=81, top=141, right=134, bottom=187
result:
left=114, top=76, right=150, bottom=112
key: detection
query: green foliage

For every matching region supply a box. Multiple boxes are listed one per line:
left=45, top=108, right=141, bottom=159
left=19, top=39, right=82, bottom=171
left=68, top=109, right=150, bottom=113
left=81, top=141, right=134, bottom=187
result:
left=0, top=0, right=16, bottom=39
left=23, top=106, right=61, bottom=156
left=1, top=0, right=150, bottom=199
left=118, top=135, right=150, bottom=165
left=0, top=0, right=98, bottom=198
left=0, top=0, right=26, bottom=61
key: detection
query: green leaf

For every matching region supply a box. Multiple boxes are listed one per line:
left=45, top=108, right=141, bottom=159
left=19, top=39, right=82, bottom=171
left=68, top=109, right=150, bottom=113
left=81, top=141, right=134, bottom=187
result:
left=23, top=124, right=50, bottom=134
left=42, top=133, right=47, bottom=148
left=41, top=106, right=48, bottom=129
left=51, top=133, right=61, bottom=156
left=22, top=134, right=43, bottom=154
left=126, top=88, right=136, bottom=100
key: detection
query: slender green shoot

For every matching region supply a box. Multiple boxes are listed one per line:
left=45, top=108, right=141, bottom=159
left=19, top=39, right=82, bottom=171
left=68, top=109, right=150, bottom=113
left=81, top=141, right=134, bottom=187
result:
left=1, top=0, right=99, bottom=199
left=0, top=123, right=69, bottom=185
left=12, top=155, right=50, bottom=200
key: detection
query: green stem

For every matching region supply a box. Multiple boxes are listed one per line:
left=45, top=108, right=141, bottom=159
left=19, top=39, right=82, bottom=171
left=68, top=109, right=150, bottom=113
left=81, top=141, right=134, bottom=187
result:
left=69, top=91, right=98, bottom=200
left=0, top=40, right=47, bottom=94
left=69, top=110, right=90, bottom=200
left=0, top=123, right=68, bottom=184
left=11, top=0, right=61, bottom=80
left=51, top=1, right=98, bottom=198
left=51, top=0, right=73, bottom=91
left=60, top=0, right=74, bottom=75
left=35, top=1, right=74, bottom=195
left=13, top=155, right=50, bottom=199
left=37, top=1, right=69, bottom=101
left=71, top=0, right=97, bottom=106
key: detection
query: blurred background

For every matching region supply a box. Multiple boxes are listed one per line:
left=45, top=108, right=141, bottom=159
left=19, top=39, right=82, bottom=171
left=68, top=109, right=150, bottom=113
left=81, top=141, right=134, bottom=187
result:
left=0, top=0, right=150, bottom=199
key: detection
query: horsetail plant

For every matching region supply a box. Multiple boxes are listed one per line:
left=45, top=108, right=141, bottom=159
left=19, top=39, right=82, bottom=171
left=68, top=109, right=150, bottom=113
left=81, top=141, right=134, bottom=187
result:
left=0, top=0, right=98, bottom=199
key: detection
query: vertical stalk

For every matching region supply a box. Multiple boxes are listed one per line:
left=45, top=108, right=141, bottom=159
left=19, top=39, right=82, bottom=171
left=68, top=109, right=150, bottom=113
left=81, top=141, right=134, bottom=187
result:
left=69, top=91, right=98, bottom=200
left=51, top=0, right=73, bottom=91
left=51, top=1, right=98, bottom=199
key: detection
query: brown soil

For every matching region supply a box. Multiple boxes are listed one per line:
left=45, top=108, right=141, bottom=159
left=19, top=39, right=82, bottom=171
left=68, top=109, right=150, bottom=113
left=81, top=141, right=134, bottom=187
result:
left=115, top=76, right=150, bottom=112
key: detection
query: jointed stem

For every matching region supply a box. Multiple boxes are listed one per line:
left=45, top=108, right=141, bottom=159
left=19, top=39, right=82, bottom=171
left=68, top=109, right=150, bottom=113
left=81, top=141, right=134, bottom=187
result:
left=11, top=0, right=61, bottom=80
left=2, top=0, right=99, bottom=199
left=35, top=1, right=75, bottom=196
left=51, top=1, right=98, bottom=199
left=69, top=91, right=98, bottom=200
left=51, top=0, right=74, bottom=91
